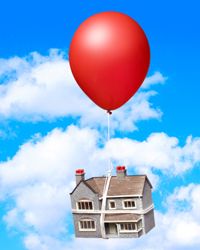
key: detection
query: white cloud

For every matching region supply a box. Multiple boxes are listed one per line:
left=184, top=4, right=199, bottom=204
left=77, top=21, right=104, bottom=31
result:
left=22, top=207, right=200, bottom=250
left=0, top=50, right=86, bottom=120
left=0, top=126, right=200, bottom=250
left=109, top=90, right=162, bottom=132
left=0, top=126, right=100, bottom=193
left=142, top=71, right=167, bottom=89
left=66, top=184, right=200, bottom=250
left=4, top=184, right=69, bottom=235
left=96, top=132, right=200, bottom=181
left=0, top=126, right=112, bottom=236
left=0, top=50, right=166, bottom=131
left=24, top=234, right=69, bottom=250
left=163, top=184, right=200, bottom=247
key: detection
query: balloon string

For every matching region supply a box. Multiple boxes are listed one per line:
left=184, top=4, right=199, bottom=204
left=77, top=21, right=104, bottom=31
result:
left=107, top=111, right=110, bottom=144
left=107, top=111, right=113, bottom=174
left=100, top=111, right=113, bottom=238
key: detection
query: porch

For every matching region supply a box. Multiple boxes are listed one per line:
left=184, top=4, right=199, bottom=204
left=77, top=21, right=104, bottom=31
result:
left=104, top=213, right=143, bottom=238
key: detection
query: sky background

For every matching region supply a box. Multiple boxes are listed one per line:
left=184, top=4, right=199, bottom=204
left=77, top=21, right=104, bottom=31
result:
left=0, top=1, right=200, bottom=250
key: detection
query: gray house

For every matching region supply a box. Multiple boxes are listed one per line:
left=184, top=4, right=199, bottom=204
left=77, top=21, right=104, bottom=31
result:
left=70, top=166, right=155, bottom=238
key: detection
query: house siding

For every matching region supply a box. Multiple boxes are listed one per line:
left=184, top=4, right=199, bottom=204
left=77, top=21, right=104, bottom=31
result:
left=70, top=182, right=100, bottom=210
left=118, top=232, right=140, bottom=238
left=118, top=231, right=143, bottom=238
left=106, top=197, right=143, bottom=210
left=143, top=209, right=155, bottom=234
left=73, top=213, right=101, bottom=238
left=142, top=180, right=153, bottom=209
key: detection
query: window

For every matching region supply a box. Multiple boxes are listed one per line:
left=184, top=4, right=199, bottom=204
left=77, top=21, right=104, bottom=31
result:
left=120, top=223, right=136, bottom=232
left=137, top=219, right=142, bottom=230
left=123, top=200, right=136, bottom=209
left=79, top=219, right=96, bottom=231
left=109, top=200, right=116, bottom=209
left=77, top=200, right=93, bottom=210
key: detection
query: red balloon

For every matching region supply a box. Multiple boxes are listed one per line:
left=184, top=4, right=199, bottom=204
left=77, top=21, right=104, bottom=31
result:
left=69, top=11, right=150, bottom=111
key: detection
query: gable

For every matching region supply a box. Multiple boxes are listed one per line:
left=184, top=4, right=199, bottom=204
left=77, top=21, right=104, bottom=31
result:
left=70, top=181, right=97, bottom=200
left=70, top=180, right=97, bottom=196
left=142, top=178, right=152, bottom=196
left=142, top=179, right=153, bottom=209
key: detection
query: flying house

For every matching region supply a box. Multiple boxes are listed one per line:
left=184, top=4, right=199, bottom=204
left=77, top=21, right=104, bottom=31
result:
left=70, top=166, right=155, bottom=238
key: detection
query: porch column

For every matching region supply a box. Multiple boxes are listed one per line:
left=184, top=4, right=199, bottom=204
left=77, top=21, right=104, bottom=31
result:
left=116, top=224, right=120, bottom=236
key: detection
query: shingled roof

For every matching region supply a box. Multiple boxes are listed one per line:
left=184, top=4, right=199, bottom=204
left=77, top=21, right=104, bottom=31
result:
left=85, top=175, right=152, bottom=197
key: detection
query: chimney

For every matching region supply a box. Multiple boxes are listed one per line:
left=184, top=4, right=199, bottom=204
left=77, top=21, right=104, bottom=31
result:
left=116, top=166, right=127, bottom=179
left=75, top=169, right=85, bottom=184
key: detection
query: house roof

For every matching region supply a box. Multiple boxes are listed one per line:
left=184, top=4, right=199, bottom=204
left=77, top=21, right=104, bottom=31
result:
left=85, top=175, right=152, bottom=197
left=69, top=179, right=98, bottom=195
left=104, top=213, right=141, bottom=222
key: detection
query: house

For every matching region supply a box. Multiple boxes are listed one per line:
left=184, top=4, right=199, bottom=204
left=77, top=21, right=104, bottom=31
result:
left=70, top=166, right=155, bottom=238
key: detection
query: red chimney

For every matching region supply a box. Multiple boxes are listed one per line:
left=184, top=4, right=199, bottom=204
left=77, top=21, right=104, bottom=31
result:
left=116, top=166, right=126, bottom=178
left=75, top=169, right=85, bottom=184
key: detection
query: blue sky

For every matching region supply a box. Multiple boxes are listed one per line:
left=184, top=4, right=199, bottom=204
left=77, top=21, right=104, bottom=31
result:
left=0, top=1, right=200, bottom=250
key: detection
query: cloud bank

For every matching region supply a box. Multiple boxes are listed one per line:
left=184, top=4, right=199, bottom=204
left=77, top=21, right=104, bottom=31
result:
left=1, top=126, right=200, bottom=250
left=1, top=49, right=199, bottom=250
left=0, top=49, right=165, bottom=131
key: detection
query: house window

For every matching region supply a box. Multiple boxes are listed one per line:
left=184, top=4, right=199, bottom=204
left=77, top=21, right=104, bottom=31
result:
left=123, top=200, right=136, bottom=209
left=109, top=200, right=116, bottom=209
left=120, top=223, right=136, bottom=232
left=79, top=219, right=96, bottom=231
left=77, top=200, right=93, bottom=210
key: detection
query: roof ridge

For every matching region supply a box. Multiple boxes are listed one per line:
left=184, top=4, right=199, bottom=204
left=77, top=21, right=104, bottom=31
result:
left=85, top=176, right=106, bottom=181
left=71, top=174, right=152, bottom=196
left=86, top=175, right=147, bottom=181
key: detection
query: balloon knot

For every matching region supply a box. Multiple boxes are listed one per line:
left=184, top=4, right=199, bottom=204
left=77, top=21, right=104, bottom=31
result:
left=107, top=110, right=112, bottom=115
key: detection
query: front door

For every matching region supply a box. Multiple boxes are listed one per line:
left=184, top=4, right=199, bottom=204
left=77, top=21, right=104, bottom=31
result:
left=109, top=223, right=117, bottom=235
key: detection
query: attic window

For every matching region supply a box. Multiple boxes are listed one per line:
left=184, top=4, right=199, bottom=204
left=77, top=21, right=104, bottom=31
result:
left=123, top=200, right=136, bottom=209
left=79, top=219, right=96, bottom=231
left=77, top=200, right=93, bottom=210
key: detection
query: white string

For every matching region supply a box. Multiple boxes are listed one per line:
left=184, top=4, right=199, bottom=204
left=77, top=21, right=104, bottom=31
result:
left=102, top=112, right=112, bottom=195
left=100, top=111, right=113, bottom=238
left=107, top=112, right=113, bottom=175
left=107, top=111, right=110, bottom=142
